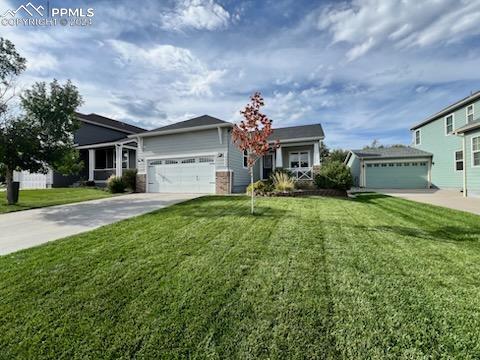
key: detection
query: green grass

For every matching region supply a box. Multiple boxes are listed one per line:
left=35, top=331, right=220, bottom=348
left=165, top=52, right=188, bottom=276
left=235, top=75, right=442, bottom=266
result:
left=0, top=188, right=115, bottom=213
left=1, top=194, right=480, bottom=359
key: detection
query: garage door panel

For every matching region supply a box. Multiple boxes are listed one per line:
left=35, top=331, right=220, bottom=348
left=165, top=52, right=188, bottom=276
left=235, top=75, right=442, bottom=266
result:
left=147, top=157, right=215, bottom=194
left=365, top=162, right=428, bottom=189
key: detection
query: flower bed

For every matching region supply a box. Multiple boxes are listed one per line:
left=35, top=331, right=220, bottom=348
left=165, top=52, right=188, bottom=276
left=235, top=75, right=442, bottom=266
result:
left=271, top=189, right=347, bottom=197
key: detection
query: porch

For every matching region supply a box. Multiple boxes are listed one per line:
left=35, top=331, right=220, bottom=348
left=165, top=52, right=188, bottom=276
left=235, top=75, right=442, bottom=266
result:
left=259, top=141, right=322, bottom=181
left=77, top=139, right=137, bottom=183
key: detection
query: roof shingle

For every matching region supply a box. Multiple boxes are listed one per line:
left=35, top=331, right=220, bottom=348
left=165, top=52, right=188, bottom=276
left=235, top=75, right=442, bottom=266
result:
left=351, top=147, right=432, bottom=159
left=76, top=112, right=145, bottom=134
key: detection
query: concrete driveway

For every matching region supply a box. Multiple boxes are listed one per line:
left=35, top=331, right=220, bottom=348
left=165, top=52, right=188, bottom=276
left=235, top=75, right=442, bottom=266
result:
left=0, top=193, right=202, bottom=255
left=371, top=189, right=480, bottom=215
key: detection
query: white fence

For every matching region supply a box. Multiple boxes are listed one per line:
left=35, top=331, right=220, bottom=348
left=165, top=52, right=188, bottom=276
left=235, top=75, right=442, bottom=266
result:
left=13, top=170, right=53, bottom=189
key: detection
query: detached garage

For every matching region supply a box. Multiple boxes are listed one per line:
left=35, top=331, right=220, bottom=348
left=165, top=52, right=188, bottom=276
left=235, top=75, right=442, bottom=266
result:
left=345, top=147, right=433, bottom=189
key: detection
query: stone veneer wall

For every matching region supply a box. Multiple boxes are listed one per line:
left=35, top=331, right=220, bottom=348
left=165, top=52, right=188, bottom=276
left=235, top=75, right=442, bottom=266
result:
left=136, top=174, right=146, bottom=193
left=216, top=171, right=233, bottom=194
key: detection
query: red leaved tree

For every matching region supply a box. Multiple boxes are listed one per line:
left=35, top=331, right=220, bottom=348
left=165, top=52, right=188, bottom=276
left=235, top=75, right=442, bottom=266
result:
left=232, top=92, right=278, bottom=214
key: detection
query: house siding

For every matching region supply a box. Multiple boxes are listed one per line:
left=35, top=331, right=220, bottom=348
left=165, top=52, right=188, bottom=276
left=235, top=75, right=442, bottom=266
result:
left=137, top=128, right=228, bottom=174
left=413, top=97, right=480, bottom=190
left=225, top=131, right=260, bottom=192
left=464, top=129, right=480, bottom=197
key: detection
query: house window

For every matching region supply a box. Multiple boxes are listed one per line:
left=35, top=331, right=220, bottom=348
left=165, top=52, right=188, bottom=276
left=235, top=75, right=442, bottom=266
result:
left=95, top=148, right=115, bottom=169
left=472, top=136, right=480, bottom=167
left=467, top=104, right=474, bottom=123
left=289, top=151, right=309, bottom=168
left=445, top=114, right=454, bottom=135
left=414, top=129, right=421, bottom=145
left=243, top=150, right=248, bottom=168
left=455, top=150, right=463, bottom=171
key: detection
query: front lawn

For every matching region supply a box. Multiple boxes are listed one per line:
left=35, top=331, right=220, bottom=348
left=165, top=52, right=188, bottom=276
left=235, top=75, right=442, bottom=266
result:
left=1, top=195, right=479, bottom=358
left=0, top=187, right=115, bottom=213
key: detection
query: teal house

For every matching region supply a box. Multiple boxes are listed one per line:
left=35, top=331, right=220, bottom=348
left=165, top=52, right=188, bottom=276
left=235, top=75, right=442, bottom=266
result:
left=346, top=91, right=480, bottom=197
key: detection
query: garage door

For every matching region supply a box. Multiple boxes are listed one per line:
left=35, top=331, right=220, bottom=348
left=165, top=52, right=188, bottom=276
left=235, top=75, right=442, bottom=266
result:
left=365, top=161, right=429, bottom=189
left=147, top=156, right=216, bottom=193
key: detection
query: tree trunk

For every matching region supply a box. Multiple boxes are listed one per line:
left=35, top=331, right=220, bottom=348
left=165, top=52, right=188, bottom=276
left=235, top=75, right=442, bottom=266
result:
left=250, top=169, right=254, bottom=215
left=5, top=167, right=16, bottom=205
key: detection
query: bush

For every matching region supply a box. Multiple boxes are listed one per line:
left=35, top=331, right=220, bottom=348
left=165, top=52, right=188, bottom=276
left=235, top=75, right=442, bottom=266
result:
left=270, top=168, right=293, bottom=179
left=246, top=180, right=273, bottom=196
left=314, top=161, right=353, bottom=190
left=107, top=175, right=126, bottom=193
left=122, top=169, right=137, bottom=191
left=272, top=171, right=295, bottom=192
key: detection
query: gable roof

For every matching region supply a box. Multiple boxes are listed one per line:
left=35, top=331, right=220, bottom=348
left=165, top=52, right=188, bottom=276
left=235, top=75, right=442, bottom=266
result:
left=268, top=123, right=324, bottom=142
left=411, top=90, right=480, bottom=130
left=76, top=112, right=146, bottom=134
left=151, top=115, right=229, bottom=132
left=350, top=147, right=432, bottom=160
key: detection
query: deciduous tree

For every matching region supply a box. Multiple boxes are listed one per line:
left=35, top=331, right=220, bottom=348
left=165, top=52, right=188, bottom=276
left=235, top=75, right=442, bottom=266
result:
left=232, top=92, right=278, bottom=214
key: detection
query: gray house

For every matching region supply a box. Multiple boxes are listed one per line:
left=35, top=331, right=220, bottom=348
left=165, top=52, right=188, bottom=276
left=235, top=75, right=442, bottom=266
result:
left=14, top=112, right=145, bottom=189
left=131, top=115, right=325, bottom=194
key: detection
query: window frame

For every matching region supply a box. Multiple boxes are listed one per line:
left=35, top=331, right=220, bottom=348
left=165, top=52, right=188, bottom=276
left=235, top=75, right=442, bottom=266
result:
left=243, top=150, right=248, bottom=169
left=444, top=114, right=454, bottom=136
left=288, top=151, right=310, bottom=168
left=472, top=136, right=480, bottom=168
left=467, top=104, right=474, bottom=123
left=414, top=129, right=421, bottom=145
left=454, top=150, right=464, bottom=172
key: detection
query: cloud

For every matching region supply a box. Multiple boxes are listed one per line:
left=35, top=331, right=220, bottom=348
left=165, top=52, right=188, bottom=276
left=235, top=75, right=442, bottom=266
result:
left=160, top=0, right=230, bottom=31
left=318, top=0, right=480, bottom=60
left=108, top=40, right=225, bottom=96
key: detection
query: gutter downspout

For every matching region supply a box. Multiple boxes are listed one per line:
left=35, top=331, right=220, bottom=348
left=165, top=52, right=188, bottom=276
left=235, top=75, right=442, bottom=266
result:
left=462, top=134, right=468, bottom=197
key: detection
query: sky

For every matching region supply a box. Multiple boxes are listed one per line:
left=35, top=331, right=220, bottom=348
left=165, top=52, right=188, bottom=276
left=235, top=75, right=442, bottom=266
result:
left=1, top=0, right=480, bottom=149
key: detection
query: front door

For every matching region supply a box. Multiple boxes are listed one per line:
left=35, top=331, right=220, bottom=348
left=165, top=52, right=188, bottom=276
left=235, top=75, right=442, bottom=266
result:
left=262, top=154, right=273, bottom=179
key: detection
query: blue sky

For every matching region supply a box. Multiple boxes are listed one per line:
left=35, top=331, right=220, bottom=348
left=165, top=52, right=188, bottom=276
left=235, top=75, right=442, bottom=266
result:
left=2, top=0, right=480, bottom=149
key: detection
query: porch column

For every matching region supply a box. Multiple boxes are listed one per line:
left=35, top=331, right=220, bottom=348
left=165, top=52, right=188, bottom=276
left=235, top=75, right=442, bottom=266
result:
left=313, top=142, right=321, bottom=166
left=115, top=144, right=123, bottom=177
left=88, top=149, right=95, bottom=181
left=275, top=146, right=283, bottom=168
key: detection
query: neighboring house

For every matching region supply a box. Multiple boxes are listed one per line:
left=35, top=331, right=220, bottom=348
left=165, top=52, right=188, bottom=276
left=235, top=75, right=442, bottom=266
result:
left=345, top=147, right=433, bottom=189
left=131, top=115, right=325, bottom=194
left=411, top=91, right=480, bottom=197
left=14, top=112, right=145, bottom=189
left=346, top=90, right=480, bottom=197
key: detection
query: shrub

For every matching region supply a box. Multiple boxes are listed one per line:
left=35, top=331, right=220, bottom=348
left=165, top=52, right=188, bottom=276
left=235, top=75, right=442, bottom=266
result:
left=272, top=171, right=295, bottom=192
left=295, top=180, right=315, bottom=190
left=246, top=180, right=273, bottom=196
left=270, top=168, right=293, bottom=179
left=107, top=175, right=126, bottom=193
left=314, top=161, right=353, bottom=190
left=122, top=169, right=137, bottom=191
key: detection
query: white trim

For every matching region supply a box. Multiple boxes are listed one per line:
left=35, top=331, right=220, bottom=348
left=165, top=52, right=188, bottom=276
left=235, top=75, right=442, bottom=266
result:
left=217, top=127, right=223, bottom=144
left=144, top=151, right=218, bottom=161
left=88, top=149, right=95, bottom=181
left=275, top=146, right=283, bottom=168
left=454, top=149, right=464, bottom=172
left=444, top=113, right=455, bottom=136
left=115, top=144, right=123, bottom=177
left=130, top=123, right=232, bottom=138
left=414, top=129, right=421, bottom=145
left=77, top=117, right=138, bottom=134
left=363, top=157, right=431, bottom=165
left=268, top=136, right=324, bottom=144
left=288, top=150, right=311, bottom=168
left=467, top=104, right=475, bottom=123
left=313, top=142, right=320, bottom=166
left=472, top=135, right=480, bottom=168
left=76, top=137, right=137, bottom=149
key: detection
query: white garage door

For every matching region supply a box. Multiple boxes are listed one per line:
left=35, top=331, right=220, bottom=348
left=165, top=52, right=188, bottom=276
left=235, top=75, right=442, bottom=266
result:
left=147, top=156, right=216, bottom=193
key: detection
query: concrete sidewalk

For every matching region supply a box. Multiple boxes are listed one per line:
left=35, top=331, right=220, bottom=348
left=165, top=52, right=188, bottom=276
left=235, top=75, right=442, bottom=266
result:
left=0, top=193, right=201, bottom=255
left=372, top=189, right=480, bottom=215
